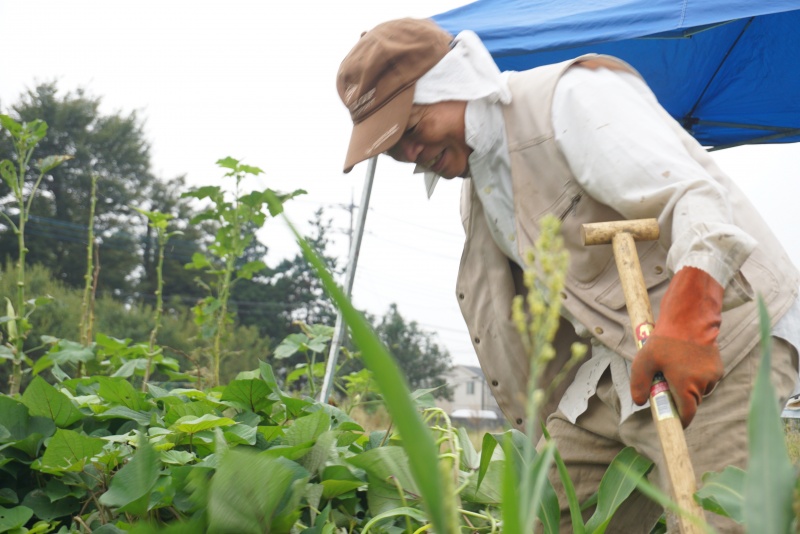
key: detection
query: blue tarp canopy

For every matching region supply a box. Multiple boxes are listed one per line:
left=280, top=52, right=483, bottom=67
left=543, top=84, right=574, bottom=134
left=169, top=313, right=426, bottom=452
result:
left=432, top=0, right=800, bottom=148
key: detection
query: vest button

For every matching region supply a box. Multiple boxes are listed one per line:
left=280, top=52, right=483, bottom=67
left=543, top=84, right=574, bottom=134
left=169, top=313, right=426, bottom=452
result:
left=560, top=291, right=567, bottom=300
left=594, top=326, right=604, bottom=335
left=655, top=266, right=664, bottom=274
left=458, top=292, right=465, bottom=300
left=474, top=336, right=480, bottom=344
left=516, top=418, right=523, bottom=425
left=491, top=380, right=498, bottom=386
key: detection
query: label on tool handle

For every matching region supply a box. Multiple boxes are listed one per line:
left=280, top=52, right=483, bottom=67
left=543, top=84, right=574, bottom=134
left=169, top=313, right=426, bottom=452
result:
left=650, top=373, right=676, bottom=421
left=635, top=323, right=677, bottom=421
left=635, top=322, right=654, bottom=350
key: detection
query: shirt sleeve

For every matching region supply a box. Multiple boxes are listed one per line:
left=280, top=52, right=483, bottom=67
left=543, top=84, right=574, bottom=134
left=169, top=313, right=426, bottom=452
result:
left=551, top=65, right=756, bottom=287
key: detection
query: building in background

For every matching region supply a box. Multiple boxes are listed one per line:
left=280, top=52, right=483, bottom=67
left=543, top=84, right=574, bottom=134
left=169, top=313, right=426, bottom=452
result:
left=436, top=365, right=504, bottom=428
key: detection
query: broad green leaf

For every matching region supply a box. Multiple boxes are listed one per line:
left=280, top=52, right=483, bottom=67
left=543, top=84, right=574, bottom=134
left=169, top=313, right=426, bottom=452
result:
left=300, top=430, right=337, bottom=475
left=216, top=156, right=239, bottom=170
left=274, top=333, right=309, bottom=359
left=257, top=425, right=285, bottom=444
left=222, top=423, right=257, bottom=446
left=0, top=505, right=33, bottom=533
left=0, top=114, right=22, bottom=134
left=111, top=358, right=148, bottom=378
left=94, top=333, right=132, bottom=353
left=259, top=360, right=281, bottom=392
left=347, top=446, right=419, bottom=496
left=44, top=339, right=95, bottom=367
left=585, top=447, right=653, bottom=533
left=262, top=443, right=315, bottom=461
left=93, top=406, right=153, bottom=426
left=284, top=410, right=330, bottom=447
left=208, top=450, right=309, bottom=534
left=280, top=208, right=454, bottom=534
left=696, top=466, right=745, bottom=522
left=43, top=478, right=85, bottom=501
left=461, top=458, right=504, bottom=504
left=27, top=119, right=48, bottom=142
left=20, top=377, right=83, bottom=427
left=182, top=185, right=221, bottom=201
left=95, top=376, right=148, bottom=411
left=21, top=489, right=80, bottom=521
left=363, top=476, right=419, bottom=517
left=320, top=465, right=364, bottom=500
left=173, top=414, right=235, bottom=434
left=478, top=429, right=527, bottom=491
left=0, top=396, right=55, bottom=457
left=743, top=298, right=794, bottom=534
left=165, top=401, right=216, bottom=426
left=99, top=438, right=159, bottom=514
left=160, top=450, right=196, bottom=465
left=0, top=489, right=17, bottom=505
left=220, top=379, right=274, bottom=413
left=39, top=429, right=105, bottom=473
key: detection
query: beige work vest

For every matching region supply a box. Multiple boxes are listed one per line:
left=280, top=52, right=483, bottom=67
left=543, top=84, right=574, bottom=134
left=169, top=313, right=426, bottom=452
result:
left=456, top=54, right=800, bottom=430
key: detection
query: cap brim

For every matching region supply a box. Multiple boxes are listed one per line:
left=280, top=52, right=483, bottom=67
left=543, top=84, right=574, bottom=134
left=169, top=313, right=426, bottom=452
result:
left=342, top=85, right=415, bottom=173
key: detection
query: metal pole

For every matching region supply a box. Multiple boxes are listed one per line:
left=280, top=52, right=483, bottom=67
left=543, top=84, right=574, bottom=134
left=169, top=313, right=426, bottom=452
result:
left=318, top=156, right=377, bottom=403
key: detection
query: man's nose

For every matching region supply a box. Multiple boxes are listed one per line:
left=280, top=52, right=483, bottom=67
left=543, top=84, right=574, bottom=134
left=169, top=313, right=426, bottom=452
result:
left=390, top=137, right=424, bottom=163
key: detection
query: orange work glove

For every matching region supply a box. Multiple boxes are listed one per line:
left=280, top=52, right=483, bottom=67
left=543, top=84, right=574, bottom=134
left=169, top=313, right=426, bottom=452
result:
left=630, top=266, right=725, bottom=427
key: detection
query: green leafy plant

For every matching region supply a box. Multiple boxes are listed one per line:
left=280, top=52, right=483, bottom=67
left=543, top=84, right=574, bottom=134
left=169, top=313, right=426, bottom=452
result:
left=0, top=115, right=70, bottom=394
left=182, top=157, right=304, bottom=387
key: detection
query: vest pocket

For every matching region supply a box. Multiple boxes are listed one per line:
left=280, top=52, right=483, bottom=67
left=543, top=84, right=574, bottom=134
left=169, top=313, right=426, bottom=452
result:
left=593, top=240, right=670, bottom=310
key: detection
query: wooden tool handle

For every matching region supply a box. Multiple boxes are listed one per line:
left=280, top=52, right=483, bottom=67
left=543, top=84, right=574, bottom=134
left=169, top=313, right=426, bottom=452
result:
left=611, top=232, right=705, bottom=532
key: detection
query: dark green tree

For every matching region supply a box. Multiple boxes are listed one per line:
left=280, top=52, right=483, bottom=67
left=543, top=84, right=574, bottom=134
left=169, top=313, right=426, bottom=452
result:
left=0, top=83, right=156, bottom=293
left=375, top=303, right=453, bottom=399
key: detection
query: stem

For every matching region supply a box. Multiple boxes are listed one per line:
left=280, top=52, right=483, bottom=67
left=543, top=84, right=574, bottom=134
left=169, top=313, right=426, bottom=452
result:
left=308, top=352, right=317, bottom=397
left=9, top=149, right=29, bottom=396
left=143, top=226, right=167, bottom=391
left=77, top=176, right=98, bottom=378
left=79, top=176, right=97, bottom=345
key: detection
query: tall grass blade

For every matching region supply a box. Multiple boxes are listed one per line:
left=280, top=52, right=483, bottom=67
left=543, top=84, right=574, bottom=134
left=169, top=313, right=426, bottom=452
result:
left=584, top=447, right=653, bottom=534
left=743, top=297, right=794, bottom=533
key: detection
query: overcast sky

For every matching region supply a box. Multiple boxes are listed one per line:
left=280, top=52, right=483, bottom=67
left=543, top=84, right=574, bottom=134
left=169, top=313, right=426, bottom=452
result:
left=2, top=1, right=799, bottom=367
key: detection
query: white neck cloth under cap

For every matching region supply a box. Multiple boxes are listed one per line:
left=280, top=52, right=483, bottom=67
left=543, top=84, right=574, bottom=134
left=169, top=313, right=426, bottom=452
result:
left=414, top=30, right=511, bottom=105
left=411, top=30, right=512, bottom=197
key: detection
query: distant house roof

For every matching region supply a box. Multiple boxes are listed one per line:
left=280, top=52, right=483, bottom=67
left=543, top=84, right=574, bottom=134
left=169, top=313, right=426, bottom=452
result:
left=459, top=364, right=484, bottom=378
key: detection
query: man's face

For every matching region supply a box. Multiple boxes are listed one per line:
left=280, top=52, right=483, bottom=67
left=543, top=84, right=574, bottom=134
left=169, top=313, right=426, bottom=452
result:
left=385, top=101, right=471, bottom=179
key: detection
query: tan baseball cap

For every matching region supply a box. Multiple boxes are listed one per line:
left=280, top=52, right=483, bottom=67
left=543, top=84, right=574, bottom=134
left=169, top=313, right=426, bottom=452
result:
left=337, top=18, right=453, bottom=173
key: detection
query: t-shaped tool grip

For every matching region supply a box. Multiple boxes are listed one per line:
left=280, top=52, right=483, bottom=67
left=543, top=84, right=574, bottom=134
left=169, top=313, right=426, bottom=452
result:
left=582, top=218, right=706, bottom=533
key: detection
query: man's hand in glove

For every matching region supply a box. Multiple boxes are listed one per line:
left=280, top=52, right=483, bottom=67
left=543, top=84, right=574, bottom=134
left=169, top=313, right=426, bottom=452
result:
left=630, top=266, right=725, bottom=427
